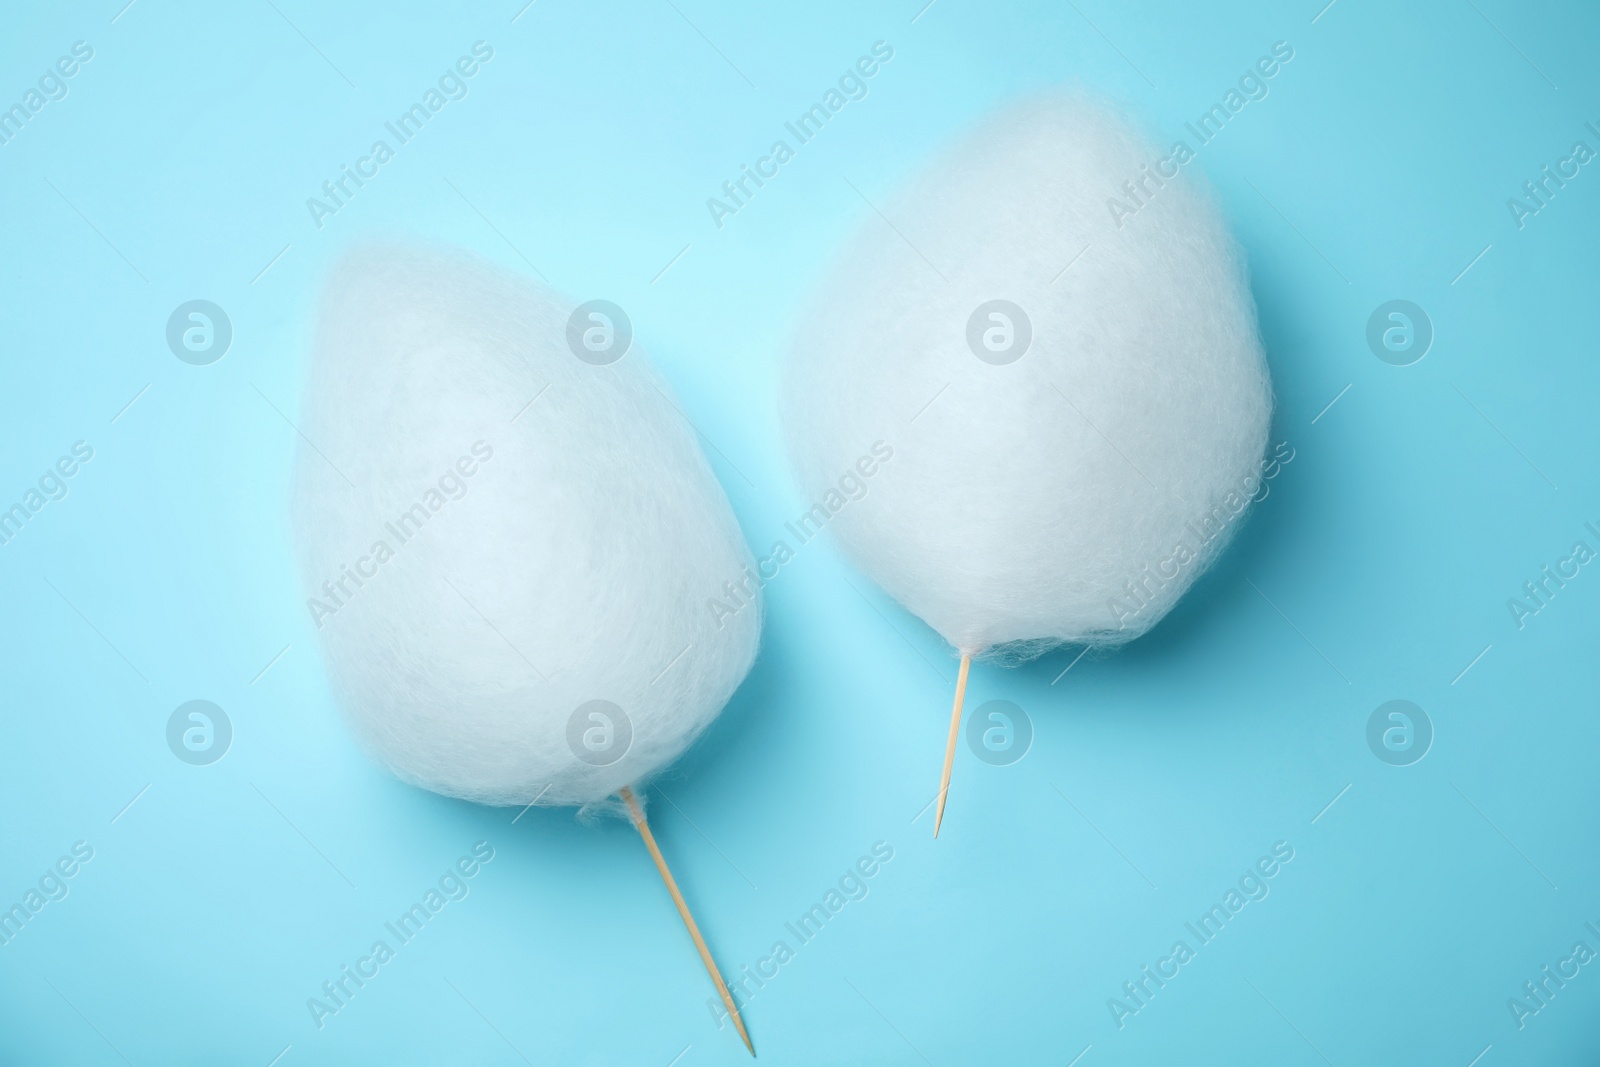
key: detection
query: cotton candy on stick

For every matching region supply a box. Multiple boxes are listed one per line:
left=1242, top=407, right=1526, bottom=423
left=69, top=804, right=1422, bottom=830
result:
left=293, top=244, right=761, bottom=1053
left=782, top=96, right=1273, bottom=835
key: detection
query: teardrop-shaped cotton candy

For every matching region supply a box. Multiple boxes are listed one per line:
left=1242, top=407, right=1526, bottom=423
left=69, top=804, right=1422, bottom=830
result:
left=293, top=244, right=760, bottom=806
left=783, top=95, right=1272, bottom=657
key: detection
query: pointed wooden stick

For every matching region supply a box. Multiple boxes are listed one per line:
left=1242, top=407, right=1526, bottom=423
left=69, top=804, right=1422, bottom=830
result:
left=933, top=652, right=972, bottom=838
left=619, top=785, right=755, bottom=1056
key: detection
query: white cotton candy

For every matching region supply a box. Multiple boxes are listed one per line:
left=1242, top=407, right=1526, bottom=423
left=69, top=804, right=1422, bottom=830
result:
left=292, top=244, right=760, bottom=807
left=783, top=95, right=1273, bottom=658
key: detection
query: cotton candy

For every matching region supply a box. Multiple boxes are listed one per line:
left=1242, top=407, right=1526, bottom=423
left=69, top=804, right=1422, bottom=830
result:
left=292, top=243, right=760, bottom=807
left=783, top=94, right=1272, bottom=658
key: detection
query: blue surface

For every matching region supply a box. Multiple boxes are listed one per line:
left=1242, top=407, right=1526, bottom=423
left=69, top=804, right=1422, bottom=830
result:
left=2, top=1, right=1597, bottom=1064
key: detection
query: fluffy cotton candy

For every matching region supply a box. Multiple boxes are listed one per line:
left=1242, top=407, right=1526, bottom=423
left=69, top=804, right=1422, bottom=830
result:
left=783, top=95, right=1272, bottom=658
left=293, top=244, right=760, bottom=807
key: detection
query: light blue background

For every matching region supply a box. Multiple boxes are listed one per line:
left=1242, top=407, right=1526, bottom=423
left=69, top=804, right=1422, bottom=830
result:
left=2, top=1, right=1597, bottom=1064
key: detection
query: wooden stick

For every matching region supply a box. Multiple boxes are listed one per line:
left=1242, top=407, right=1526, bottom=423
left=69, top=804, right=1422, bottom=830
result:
left=619, top=785, right=755, bottom=1056
left=933, top=652, right=972, bottom=838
